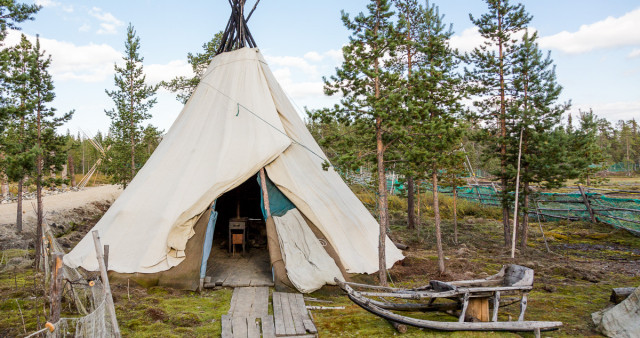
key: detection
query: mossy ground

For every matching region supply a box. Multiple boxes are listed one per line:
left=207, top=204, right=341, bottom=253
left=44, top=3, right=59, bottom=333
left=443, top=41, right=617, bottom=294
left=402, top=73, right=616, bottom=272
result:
left=1, top=191, right=639, bottom=337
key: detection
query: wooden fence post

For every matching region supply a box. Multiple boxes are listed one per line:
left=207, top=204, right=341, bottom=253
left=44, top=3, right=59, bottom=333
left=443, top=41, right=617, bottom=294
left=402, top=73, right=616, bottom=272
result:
left=103, top=245, right=109, bottom=271
left=578, top=185, right=597, bottom=223
left=50, top=253, right=64, bottom=323
left=92, top=231, right=121, bottom=337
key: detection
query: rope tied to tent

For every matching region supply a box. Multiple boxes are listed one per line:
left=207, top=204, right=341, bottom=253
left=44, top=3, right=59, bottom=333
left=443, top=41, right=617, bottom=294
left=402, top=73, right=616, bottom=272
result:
left=201, top=81, right=332, bottom=167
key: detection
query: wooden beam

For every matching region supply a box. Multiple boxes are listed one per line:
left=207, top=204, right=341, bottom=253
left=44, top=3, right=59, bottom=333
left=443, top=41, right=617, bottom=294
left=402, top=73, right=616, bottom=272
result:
left=578, top=185, right=597, bottom=223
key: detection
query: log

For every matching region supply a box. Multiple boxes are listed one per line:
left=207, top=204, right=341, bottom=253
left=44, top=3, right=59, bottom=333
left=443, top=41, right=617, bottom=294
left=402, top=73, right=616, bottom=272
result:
left=387, top=320, right=408, bottom=333
left=610, top=287, right=636, bottom=304
left=49, top=253, right=64, bottom=323
left=393, top=242, right=409, bottom=250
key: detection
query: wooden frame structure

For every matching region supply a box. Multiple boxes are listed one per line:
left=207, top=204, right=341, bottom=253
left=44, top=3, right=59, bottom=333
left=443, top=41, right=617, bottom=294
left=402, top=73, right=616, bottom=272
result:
left=216, top=0, right=260, bottom=55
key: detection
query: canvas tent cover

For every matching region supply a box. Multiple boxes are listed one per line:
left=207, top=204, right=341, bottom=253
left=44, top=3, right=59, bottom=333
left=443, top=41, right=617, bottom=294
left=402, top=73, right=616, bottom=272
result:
left=64, top=48, right=403, bottom=286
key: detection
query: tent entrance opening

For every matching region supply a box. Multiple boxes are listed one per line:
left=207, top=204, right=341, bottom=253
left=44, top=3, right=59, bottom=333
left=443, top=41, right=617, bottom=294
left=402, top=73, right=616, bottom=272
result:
left=205, top=176, right=273, bottom=287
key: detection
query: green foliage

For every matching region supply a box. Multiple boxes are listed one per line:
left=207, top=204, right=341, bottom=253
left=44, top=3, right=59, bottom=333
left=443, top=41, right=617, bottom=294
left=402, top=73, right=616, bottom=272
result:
left=162, top=32, right=223, bottom=104
left=0, top=0, right=40, bottom=42
left=0, top=35, right=37, bottom=182
left=103, top=23, right=159, bottom=187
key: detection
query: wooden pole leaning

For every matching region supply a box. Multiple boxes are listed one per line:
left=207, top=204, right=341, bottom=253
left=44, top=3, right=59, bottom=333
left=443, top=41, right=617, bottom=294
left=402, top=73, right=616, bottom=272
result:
left=578, top=185, right=597, bottom=223
left=92, top=230, right=121, bottom=338
left=49, top=252, right=64, bottom=324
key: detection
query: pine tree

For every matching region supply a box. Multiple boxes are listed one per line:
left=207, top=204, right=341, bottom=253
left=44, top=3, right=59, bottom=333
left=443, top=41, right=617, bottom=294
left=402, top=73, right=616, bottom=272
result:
left=0, top=34, right=37, bottom=233
left=104, top=23, right=158, bottom=187
left=507, top=31, right=569, bottom=250
left=315, top=0, right=404, bottom=285
left=162, top=32, right=223, bottom=104
left=571, top=109, right=607, bottom=186
left=466, top=0, right=532, bottom=248
left=0, top=1, right=40, bottom=43
left=397, top=1, right=465, bottom=274
left=30, top=36, right=73, bottom=269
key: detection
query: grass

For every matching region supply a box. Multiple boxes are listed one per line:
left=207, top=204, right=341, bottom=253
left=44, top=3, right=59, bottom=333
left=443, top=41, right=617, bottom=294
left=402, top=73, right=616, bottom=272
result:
left=1, top=189, right=639, bottom=336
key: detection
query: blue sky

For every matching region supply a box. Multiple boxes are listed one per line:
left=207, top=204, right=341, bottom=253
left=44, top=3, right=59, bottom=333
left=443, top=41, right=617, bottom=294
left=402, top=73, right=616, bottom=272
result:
left=4, top=0, right=640, bottom=136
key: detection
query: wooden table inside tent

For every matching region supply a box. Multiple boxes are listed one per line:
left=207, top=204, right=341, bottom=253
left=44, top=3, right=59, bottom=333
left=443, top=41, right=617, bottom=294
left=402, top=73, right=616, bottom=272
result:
left=229, top=218, right=248, bottom=255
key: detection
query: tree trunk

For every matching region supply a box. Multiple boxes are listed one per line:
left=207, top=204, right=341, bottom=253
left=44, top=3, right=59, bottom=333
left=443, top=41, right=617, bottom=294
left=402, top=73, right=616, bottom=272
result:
left=520, top=182, right=530, bottom=251
left=432, top=171, right=445, bottom=274
left=498, top=11, right=510, bottom=249
left=453, top=183, right=458, bottom=245
left=17, top=178, right=23, bottom=233
left=376, top=118, right=388, bottom=286
left=1, top=173, right=8, bottom=198
left=35, top=100, right=44, bottom=272
left=68, top=154, right=76, bottom=188
left=407, top=176, right=415, bottom=229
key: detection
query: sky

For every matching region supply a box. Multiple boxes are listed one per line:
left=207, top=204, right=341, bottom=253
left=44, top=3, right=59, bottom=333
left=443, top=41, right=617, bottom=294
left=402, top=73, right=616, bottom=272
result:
left=3, top=0, right=640, bottom=137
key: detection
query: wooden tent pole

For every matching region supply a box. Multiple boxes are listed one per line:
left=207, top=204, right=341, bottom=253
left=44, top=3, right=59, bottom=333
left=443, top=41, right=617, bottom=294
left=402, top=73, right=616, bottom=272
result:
left=259, top=168, right=271, bottom=217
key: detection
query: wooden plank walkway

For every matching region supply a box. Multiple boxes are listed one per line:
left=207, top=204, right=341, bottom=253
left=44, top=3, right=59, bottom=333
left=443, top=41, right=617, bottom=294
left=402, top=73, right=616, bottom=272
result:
left=222, top=287, right=275, bottom=338
left=221, top=288, right=317, bottom=338
left=272, top=292, right=318, bottom=337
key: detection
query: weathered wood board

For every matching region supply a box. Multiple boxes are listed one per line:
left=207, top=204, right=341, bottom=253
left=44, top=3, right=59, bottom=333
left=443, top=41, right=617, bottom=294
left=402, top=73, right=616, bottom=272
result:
left=273, top=292, right=318, bottom=337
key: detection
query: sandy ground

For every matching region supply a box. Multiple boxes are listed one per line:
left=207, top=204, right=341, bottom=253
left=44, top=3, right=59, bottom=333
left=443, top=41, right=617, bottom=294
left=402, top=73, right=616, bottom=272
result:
left=0, top=185, right=122, bottom=249
left=0, top=185, right=122, bottom=226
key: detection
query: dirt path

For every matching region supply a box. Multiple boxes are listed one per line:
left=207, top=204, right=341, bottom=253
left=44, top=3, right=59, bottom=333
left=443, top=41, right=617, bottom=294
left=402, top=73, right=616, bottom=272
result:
left=0, top=185, right=122, bottom=249
left=0, top=185, right=122, bottom=226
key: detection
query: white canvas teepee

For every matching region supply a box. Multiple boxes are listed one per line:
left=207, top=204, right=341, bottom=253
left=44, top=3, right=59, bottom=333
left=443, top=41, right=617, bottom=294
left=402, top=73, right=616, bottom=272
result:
left=64, top=47, right=404, bottom=292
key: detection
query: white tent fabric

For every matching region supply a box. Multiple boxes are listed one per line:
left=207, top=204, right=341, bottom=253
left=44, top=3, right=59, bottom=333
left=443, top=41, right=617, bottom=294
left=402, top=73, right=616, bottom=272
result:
left=64, top=47, right=403, bottom=281
left=273, top=209, right=344, bottom=293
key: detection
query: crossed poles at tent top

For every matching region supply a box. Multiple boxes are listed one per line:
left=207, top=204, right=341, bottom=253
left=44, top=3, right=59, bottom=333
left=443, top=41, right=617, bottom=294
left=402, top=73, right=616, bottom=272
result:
left=216, top=0, right=260, bottom=55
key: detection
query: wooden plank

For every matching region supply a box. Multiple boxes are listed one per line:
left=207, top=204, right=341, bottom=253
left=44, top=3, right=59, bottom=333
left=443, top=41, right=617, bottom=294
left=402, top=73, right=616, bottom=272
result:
left=294, top=293, right=316, bottom=333
left=261, top=315, right=276, bottom=338
left=272, top=292, right=286, bottom=335
left=302, top=319, right=317, bottom=334
left=228, top=288, right=240, bottom=315
left=279, top=293, right=296, bottom=335
left=221, top=315, right=233, bottom=338
left=246, top=317, right=260, bottom=338
left=289, top=293, right=306, bottom=335
left=253, top=287, right=269, bottom=317
left=232, top=316, right=248, bottom=338
left=234, top=287, right=256, bottom=317
left=467, top=297, right=489, bottom=322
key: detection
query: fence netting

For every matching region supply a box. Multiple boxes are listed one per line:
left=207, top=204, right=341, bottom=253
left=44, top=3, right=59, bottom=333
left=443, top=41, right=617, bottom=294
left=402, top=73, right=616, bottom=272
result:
left=433, top=185, right=640, bottom=236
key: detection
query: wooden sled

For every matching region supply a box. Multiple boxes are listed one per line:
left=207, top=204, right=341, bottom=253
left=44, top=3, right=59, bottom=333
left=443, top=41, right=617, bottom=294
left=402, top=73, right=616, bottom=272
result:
left=336, top=264, right=562, bottom=332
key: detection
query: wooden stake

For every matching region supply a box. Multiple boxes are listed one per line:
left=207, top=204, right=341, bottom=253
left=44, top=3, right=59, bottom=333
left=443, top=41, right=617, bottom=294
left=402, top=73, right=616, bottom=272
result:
left=92, top=231, right=121, bottom=337
left=578, top=185, right=597, bottom=223
left=50, top=253, right=64, bottom=323
left=511, top=128, right=524, bottom=259
left=103, top=245, right=109, bottom=271
left=259, top=168, right=271, bottom=218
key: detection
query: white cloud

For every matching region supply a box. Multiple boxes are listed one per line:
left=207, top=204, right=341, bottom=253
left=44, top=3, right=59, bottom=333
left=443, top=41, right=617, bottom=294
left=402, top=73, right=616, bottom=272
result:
left=539, top=8, right=640, bottom=54
left=78, top=23, right=90, bottom=32
left=629, top=48, right=640, bottom=58
left=265, top=55, right=318, bottom=76
left=35, top=0, right=60, bottom=7
left=145, top=60, right=193, bottom=85
left=4, top=30, right=122, bottom=83
left=34, top=0, right=72, bottom=12
left=573, top=100, right=640, bottom=122
left=88, top=7, right=124, bottom=35
left=450, top=27, right=484, bottom=53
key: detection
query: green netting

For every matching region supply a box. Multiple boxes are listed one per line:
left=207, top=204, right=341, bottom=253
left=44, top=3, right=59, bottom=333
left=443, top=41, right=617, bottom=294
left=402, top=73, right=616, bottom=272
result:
left=433, top=185, right=640, bottom=236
